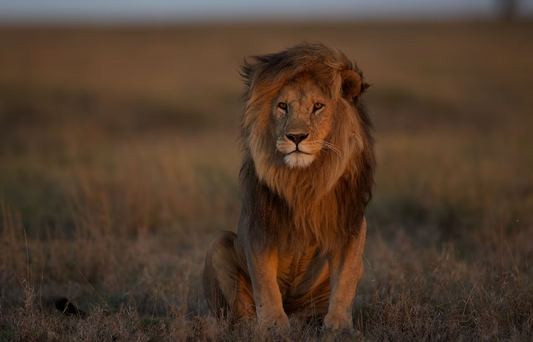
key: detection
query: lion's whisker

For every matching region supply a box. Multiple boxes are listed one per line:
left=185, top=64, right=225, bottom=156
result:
left=322, top=141, right=344, bottom=159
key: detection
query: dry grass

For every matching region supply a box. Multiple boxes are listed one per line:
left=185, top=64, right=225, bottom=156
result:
left=0, top=21, right=532, bottom=341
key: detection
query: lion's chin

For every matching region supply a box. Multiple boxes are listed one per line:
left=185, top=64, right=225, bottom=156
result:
left=283, top=152, right=315, bottom=169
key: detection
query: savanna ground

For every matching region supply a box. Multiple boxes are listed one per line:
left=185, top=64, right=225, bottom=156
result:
left=0, top=21, right=532, bottom=341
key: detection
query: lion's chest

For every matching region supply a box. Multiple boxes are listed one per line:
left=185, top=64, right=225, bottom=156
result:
left=276, top=247, right=329, bottom=297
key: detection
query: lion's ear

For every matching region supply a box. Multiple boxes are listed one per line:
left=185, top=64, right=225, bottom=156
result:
left=341, top=70, right=368, bottom=101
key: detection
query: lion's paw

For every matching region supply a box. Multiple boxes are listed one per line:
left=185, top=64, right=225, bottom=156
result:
left=259, top=311, right=290, bottom=331
left=323, top=312, right=353, bottom=331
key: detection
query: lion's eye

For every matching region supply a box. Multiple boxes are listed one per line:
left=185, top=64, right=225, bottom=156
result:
left=278, top=102, right=287, bottom=110
left=314, top=103, right=324, bottom=110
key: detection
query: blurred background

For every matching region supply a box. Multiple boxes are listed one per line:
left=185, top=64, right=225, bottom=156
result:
left=0, top=1, right=532, bottom=340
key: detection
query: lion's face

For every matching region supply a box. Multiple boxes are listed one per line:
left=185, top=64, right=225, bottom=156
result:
left=272, top=78, right=334, bottom=169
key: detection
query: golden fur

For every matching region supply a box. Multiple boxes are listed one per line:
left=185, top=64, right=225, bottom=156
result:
left=239, top=43, right=375, bottom=254
left=203, top=43, right=375, bottom=330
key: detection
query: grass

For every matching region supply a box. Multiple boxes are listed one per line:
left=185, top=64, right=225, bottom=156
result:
left=0, top=21, right=532, bottom=341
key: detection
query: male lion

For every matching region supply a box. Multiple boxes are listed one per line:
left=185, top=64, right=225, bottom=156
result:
left=203, top=44, right=375, bottom=330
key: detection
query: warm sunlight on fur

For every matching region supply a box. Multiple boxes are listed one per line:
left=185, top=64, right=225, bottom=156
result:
left=273, top=78, right=333, bottom=169
left=204, top=43, right=375, bottom=331
left=283, top=152, right=315, bottom=168
left=3, top=23, right=532, bottom=341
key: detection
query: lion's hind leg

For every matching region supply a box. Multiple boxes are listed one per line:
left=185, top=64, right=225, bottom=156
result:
left=203, top=231, right=255, bottom=321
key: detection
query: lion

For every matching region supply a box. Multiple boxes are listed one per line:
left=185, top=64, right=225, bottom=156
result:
left=203, top=43, right=375, bottom=331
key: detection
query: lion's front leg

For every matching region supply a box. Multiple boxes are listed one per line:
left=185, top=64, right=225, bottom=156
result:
left=324, top=217, right=367, bottom=330
left=246, top=246, right=290, bottom=330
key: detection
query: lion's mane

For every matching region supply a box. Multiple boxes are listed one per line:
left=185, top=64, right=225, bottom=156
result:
left=238, top=44, right=375, bottom=254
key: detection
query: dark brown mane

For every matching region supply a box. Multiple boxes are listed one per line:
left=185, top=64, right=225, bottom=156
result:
left=238, top=43, right=375, bottom=254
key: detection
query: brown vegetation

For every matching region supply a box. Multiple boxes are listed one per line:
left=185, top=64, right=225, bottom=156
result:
left=0, top=22, right=532, bottom=341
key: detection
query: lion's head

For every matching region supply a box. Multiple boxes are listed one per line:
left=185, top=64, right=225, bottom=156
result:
left=239, top=44, right=375, bottom=251
left=273, top=75, right=341, bottom=169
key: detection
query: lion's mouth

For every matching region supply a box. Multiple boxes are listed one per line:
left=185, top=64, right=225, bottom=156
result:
left=288, top=150, right=311, bottom=155
left=283, top=150, right=315, bottom=168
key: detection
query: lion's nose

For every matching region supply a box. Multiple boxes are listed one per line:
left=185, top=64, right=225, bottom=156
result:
left=286, top=133, right=309, bottom=146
